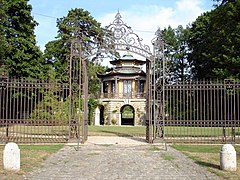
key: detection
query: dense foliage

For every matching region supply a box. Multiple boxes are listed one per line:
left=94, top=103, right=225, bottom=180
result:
left=161, top=25, right=191, bottom=81
left=188, top=0, right=240, bottom=79
left=44, top=8, right=107, bottom=95
left=0, top=0, right=8, bottom=74
left=44, top=9, right=103, bottom=79
left=159, top=0, right=240, bottom=80
left=0, top=0, right=48, bottom=78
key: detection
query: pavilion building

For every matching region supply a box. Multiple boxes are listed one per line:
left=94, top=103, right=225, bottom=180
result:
left=95, top=53, right=146, bottom=126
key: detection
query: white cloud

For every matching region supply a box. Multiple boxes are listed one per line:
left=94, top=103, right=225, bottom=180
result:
left=98, top=0, right=208, bottom=49
left=174, top=0, right=204, bottom=25
left=176, top=0, right=202, bottom=11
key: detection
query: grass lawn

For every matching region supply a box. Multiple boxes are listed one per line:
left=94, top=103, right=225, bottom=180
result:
left=171, top=144, right=240, bottom=179
left=1, top=125, right=238, bottom=137
left=88, top=125, right=239, bottom=137
left=0, top=125, right=70, bottom=135
left=0, top=144, right=64, bottom=179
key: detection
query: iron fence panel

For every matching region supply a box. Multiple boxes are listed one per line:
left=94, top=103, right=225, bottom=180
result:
left=162, top=80, right=240, bottom=144
left=0, top=78, right=72, bottom=143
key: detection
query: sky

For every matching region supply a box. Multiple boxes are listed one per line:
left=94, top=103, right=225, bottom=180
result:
left=29, top=0, right=214, bottom=52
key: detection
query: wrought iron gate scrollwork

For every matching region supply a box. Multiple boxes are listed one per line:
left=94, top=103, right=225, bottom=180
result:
left=68, top=32, right=116, bottom=146
left=69, top=11, right=166, bottom=145
left=106, top=12, right=167, bottom=144
left=69, top=39, right=93, bottom=146
left=106, top=12, right=152, bottom=58
left=148, top=29, right=168, bottom=144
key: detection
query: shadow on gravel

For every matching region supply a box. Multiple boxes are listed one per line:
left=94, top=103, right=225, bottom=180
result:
left=100, top=130, right=146, bottom=143
left=100, top=130, right=132, bottom=137
left=127, top=136, right=147, bottom=143
left=195, top=161, right=220, bottom=170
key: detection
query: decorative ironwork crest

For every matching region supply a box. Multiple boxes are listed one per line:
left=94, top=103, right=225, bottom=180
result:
left=106, top=12, right=152, bottom=58
left=67, top=11, right=168, bottom=146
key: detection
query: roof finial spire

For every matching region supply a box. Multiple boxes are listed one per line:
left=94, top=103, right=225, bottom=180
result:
left=115, top=9, right=122, bottom=19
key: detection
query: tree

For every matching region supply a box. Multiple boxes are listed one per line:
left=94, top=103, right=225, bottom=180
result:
left=188, top=1, right=240, bottom=79
left=44, top=8, right=103, bottom=79
left=187, top=12, right=213, bottom=79
left=0, top=0, right=10, bottom=75
left=44, top=8, right=108, bottom=95
left=161, top=25, right=191, bottom=81
left=0, top=0, right=48, bottom=78
left=213, top=0, right=236, bottom=6
left=88, top=61, right=107, bottom=97
left=44, top=39, right=68, bottom=79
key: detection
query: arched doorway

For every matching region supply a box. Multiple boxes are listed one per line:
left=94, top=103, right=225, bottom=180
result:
left=120, top=105, right=135, bottom=125
left=99, top=105, right=105, bottom=125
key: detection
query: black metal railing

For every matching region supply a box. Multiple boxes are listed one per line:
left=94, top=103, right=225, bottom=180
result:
left=0, top=78, right=72, bottom=143
left=100, top=92, right=146, bottom=99
left=162, top=79, right=240, bottom=144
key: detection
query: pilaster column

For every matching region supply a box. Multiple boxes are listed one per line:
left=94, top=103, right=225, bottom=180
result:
left=100, top=80, right=104, bottom=98
left=115, top=76, right=118, bottom=97
left=137, top=78, right=140, bottom=97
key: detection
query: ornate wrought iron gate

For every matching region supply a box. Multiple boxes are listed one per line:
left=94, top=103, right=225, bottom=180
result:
left=69, top=40, right=88, bottom=144
left=146, top=29, right=166, bottom=143
left=73, top=12, right=164, bottom=144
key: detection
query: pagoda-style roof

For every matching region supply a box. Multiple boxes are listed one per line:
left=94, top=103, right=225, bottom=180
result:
left=97, top=68, right=146, bottom=78
left=97, top=53, right=146, bottom=79
left=110, top=54, right=146, bottom=66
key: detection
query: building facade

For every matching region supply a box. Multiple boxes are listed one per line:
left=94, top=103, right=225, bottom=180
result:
left=95, top=54, right=146, bottom=126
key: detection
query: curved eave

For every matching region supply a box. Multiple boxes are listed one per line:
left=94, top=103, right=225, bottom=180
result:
left=110, top=59, right=146, bottom=65
left=97, top=71, right=146, bottom=78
